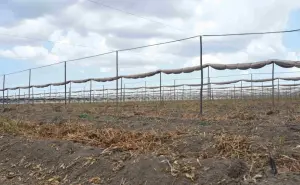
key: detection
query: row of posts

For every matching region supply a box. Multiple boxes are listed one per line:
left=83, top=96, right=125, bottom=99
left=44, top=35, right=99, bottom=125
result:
left=1, top=36, right=278, bottom=114
left=1, top=75, right=295, bottom=107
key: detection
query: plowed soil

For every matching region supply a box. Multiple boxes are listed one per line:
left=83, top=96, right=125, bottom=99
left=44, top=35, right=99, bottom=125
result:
left=0, top=99, right=299, bottom=184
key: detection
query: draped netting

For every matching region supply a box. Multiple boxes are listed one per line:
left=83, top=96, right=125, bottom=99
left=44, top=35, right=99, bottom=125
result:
left=1, top=59, right=300, bottom=91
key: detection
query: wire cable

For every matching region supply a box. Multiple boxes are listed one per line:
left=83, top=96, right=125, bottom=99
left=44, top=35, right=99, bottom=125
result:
left=86, top=0, right=184, bottom=32
left=203, top=28, right=300, bottom=37
left=2, top=28, right=300, bottom=75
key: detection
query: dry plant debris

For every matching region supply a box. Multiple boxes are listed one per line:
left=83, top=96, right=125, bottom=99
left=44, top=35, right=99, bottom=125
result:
left=0, top=118, right=184, bottom=154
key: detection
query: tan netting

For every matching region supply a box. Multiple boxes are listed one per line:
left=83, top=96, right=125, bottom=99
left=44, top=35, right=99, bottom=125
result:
left=2, top=60, right=300, bottom=91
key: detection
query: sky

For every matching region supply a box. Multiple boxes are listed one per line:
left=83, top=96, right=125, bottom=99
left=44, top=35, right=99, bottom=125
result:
left=0, top=0, right=300, bottom=95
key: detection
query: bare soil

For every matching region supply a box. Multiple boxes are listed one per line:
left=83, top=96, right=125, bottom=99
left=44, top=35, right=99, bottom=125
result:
left=0, top=99, right=299, bottom=184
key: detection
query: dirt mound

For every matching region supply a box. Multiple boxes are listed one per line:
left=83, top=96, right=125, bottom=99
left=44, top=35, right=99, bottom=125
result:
left=1, top=101, right=300, bottom=184
left=0, top=134, right=300, bottom=185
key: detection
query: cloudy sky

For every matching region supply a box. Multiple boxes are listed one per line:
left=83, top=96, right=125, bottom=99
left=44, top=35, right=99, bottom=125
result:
left=0, top=0, right=300, bottom=93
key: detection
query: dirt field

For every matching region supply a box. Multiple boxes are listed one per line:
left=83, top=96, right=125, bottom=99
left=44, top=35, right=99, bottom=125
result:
left=0, top=99, right=300, bottom=184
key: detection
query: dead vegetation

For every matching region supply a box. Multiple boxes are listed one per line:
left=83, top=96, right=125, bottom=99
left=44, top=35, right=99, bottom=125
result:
left=0, top=117, right=184, bottom=154
left=0, top=99, right=300, bottom=184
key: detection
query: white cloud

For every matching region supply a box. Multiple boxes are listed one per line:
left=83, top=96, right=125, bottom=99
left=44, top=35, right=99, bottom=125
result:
left=100, top=67, right=111, bottom=73
left=0, top=0, right=300, bottom=81
left=0, top=45, right=60, bottom=65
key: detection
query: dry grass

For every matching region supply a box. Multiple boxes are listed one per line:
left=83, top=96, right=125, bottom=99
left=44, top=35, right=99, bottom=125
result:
left=0, top=117, right=184, bottom=154
left=214, top=134, right=257, bottom=159
left=277, top=155, right=300, bottom=172
left=214, top=133, right=300, bottom=173
left=1, top=99, right=300, bottom=174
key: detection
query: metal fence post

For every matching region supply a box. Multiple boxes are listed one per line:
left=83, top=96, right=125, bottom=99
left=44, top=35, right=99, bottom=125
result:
left=43, top=90, right=46, bottom=104
left=290, top=86, right=292, bottom=99
left=49, top=85, right=52, bottom=102
left=31, top=88, right=34, bottom=104
left=69, top=82, right=72, bottom=104
left=277, top=79, right=280, bottom=101
left=144, top=81, right=146, bottom=101
left=152, top=89, right=154, bottom=100
left=64, top=61, right=67, bottom=105
left=83, top=87, right=86, bottom=103
left=272, top=62, right=275, bottom=107
left=89, top=80, right=92, bottom=103
left=6, top=89, right=9, bottom=104
left=199, top=36, right=203, bottom=115
left=116, top=51, right=119, bottom=105
left=28, top=69, right=31, bottom=104
left=234, top=85, right=236, bottom=100
left=123, top=84, right=126, bottom=102
left=261, top=82, right=264, bottom=99
left=251, top=73, right=253, bottom=99
left=18, top=88, right=20, bottom=104
left=102, top=85, right=105, bottom=102
left=208, top=66, right=210, bottom=100
left=182, top=85, right=184, bottom=100
left=93, top=90, right=95, bottom=103
left=190, top=86, right=192, bottom=100
left=241, top=81, right=243, bottom=99
left=2, top=75, right=5, bottom=107
left=106, top=89, right=108, bottom=102
left=294, top=81, right=296, bottom=99
left=159, top=72, right=162, bottom=102
left=174, top=80, right=176, bottom=100
left=120, top=77, right=123, bottom=102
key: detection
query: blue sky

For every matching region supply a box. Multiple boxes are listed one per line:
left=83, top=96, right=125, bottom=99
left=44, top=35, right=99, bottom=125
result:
left=0, top=0, right=300, bottom=96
